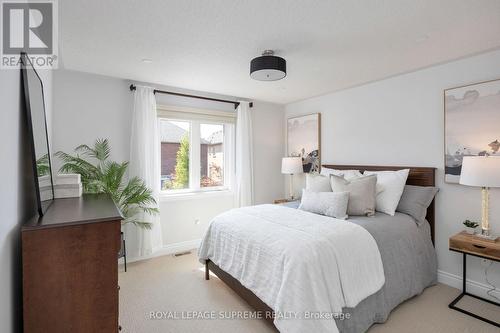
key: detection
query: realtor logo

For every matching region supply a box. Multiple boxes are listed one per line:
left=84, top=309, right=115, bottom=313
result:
left=1, top=0, right=58, bottom=69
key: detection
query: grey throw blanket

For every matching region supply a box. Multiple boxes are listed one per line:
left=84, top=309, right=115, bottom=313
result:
left=283, top=201, right=437, bottom=333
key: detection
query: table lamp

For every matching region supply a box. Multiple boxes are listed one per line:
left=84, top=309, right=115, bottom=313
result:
left=281, top=157, right=303, bottom=200
left=459, top=156, right=500, bottom=238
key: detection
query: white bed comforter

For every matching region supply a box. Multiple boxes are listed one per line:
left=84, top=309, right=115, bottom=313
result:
left=198, top=204, right=385, bottom=333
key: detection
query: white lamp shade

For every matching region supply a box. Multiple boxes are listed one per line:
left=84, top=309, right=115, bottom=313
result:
left=459, top=156, right=500, bottom=188
left=281, top=157, right=303, bottom=174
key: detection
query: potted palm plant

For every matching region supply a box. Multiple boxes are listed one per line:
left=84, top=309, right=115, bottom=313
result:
left=56, top=139, right=159, bottom=229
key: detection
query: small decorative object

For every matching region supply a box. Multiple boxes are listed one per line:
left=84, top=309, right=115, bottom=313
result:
left=281, top=157, right=303, bottom=200
left=444, top=78, right=500, bottom=183
left=460, top=156, right=500, bottom=238
left=53, top=173, right=83, bottom=198
left=287, top=113, right=321, bottom=173
left=462, top=220, right=479, bottom=234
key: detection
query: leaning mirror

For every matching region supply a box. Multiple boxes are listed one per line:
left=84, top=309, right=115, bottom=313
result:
left=21, top=53, right=54, bottom=216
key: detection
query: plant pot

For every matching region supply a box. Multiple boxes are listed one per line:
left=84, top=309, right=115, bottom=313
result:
left=464, top=227, right=476, bottom=235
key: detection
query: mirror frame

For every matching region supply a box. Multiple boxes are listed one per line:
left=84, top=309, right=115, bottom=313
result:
left=21, top=52, right=55, bottom=216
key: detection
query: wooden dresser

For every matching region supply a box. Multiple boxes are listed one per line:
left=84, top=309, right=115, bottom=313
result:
left=22, top=194, right=123, bottom=333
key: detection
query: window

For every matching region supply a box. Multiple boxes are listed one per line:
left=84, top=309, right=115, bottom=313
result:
left=200, top=123, right=224, bottom=188
left=158, top=106, right=235, bottom=194
left=160, top=120, right=190, bottom=190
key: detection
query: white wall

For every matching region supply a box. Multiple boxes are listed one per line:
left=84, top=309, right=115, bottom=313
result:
left=159, top=192, right=235, bottom=249
left=252, top=101, right=286, bottom=204
left=52, top=70, right=285, bottom=259
left=0, top=67, right=53, bottom=333
left=285, top=49, right=500, bottom=299
left=52, top=70, right=133, bottom=170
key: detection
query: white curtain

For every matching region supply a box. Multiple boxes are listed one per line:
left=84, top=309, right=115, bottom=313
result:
left=129, top=86, right=162, bottom=257
left=235, top=101, right=254, bottom=207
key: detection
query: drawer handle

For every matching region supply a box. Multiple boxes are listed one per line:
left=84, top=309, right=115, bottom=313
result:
left=472, top=244, right=486, bottom=249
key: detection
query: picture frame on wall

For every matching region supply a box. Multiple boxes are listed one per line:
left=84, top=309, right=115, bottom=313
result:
left=287, top=113, right=321, bottom=173
left=444, top=78, right=500, bottom=183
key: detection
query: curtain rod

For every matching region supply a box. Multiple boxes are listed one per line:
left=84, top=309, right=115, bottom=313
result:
left=129, top=84, right=252, bottom=109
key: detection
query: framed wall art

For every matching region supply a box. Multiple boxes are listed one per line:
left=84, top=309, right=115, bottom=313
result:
left=287, top=113, right=321, bottom=173
left=444, top=78, right=500, bottom=183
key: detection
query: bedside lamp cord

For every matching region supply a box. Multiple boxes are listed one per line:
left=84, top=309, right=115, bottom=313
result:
left=484, top=261, right=500, bottom=302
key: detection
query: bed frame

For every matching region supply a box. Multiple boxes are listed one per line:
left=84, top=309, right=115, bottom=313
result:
left=205, top=165, right=436, bottom=328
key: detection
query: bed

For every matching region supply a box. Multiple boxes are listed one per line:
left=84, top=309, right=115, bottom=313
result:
left=199, top=165, right=437, bottom=333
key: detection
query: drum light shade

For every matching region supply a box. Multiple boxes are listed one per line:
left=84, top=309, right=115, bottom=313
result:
left=250, top=50, right=286, bottom=81
left=459, top=156, right=500, bottom=187
left=281, top=157, right=303, bottom=174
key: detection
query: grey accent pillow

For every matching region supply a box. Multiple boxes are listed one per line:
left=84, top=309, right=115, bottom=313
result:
left=330, top=174, right=377, bottom=216
left=299, top=189, right=349, bottom=219
left=306, top=173, right=332, bottom=192
left=396, top=185, right=439, bottom=224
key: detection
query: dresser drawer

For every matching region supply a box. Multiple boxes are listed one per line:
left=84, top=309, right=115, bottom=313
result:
left=23, top=220, right=121, bottom=332
left=449, top=233, right=500, bottom=260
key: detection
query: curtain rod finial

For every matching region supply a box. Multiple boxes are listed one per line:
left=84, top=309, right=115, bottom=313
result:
left=129, top=84, right=136, bottom=91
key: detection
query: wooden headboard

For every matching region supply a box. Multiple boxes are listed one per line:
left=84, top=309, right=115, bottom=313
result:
left=322, top=165, right=436, bottom=244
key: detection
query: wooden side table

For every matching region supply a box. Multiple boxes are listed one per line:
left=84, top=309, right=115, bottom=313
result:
left=448, top=231, right=500, bottom=327
left=273, top=198, right=294, bottom=204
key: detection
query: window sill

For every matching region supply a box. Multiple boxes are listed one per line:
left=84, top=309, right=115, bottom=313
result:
left=159, top=189, right=234, bottom=202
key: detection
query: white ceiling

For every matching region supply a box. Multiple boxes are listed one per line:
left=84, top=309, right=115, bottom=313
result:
left=60, top=0, right=500, bottom=104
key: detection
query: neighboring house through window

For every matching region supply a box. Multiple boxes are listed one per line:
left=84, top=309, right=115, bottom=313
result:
left=157, top=105, right=235, bottom=194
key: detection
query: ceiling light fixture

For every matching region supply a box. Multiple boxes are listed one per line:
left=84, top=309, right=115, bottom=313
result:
left=250, top=50, right=286, bottom=81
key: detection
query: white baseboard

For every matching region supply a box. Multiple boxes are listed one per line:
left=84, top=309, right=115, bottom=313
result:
left=159, top=239, right=201, bottom=256
left=438, top=269, right=500, bottom=302
left=119, top=239, right=201, bottom=265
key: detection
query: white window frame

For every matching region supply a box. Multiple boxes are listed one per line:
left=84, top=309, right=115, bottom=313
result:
left=157, top=105, right=235, bottom=197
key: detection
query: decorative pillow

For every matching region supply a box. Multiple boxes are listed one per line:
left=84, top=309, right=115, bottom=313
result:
left=364, top=169, right=410, bottom=216
left=299, top=189, right=349, bottom=219
left=330, top=174, right=377, bottom=216
left=320, top=167, right=362, bottom=180
left=396, top=185, right=439, bottom=224
left=306, top=173, right=332, bottom=192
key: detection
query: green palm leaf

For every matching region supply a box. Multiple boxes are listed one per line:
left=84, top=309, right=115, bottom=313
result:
left=36, top=154, right=50, bottom=176
left=56, top=139, right=157, bottom=229
left=75, top=138, right=111, bottom=162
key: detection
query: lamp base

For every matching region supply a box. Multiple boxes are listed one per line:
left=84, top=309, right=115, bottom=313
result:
left=474, top=228, right=497, bottom=241
left=481, top=227, right=491, bottom=237
left=288, top=174, right=294, bottom=201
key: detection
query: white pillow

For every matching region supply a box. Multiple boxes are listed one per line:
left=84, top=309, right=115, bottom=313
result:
left=299, top=189, right=349, bottom=220
left=364, top=169, right=410, bottom=216
left=320, top=167, right=362, bottom=180
left=306, top=173, right=332, bottom=192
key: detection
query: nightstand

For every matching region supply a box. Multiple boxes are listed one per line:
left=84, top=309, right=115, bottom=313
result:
left=273, top=198, right=294, bottom=204
left=448, top=231, right=500, bottom=327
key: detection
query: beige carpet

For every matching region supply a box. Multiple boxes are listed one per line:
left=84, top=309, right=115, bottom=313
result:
left=119, top=252, right=499, bottom=333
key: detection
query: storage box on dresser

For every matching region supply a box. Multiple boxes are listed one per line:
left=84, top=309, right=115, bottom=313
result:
left=22, top=194, right=123, bottom=333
